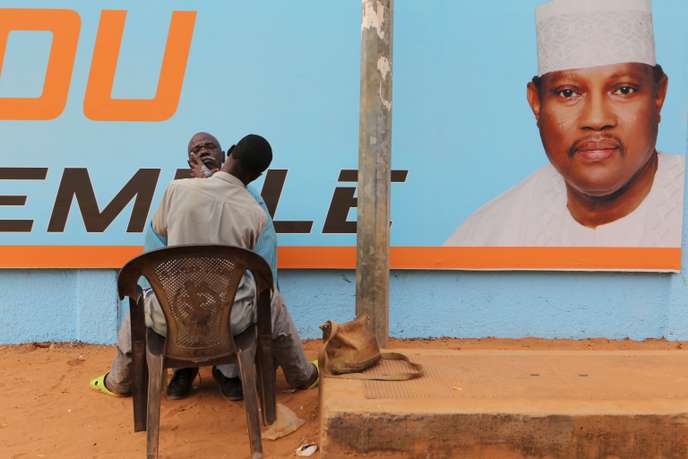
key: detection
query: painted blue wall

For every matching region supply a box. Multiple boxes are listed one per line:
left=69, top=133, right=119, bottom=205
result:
left=0, top=270, right=118, bottom=344
left=1, top=1, right=687, bottom=345
left=2, top=262, right=688, bottom=344
left=281, top=268, right=688, bottom=340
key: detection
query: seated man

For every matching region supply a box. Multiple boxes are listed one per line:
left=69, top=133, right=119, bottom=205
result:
left=90, top=134, right=317, bottom=400
left=160, top=131, right=281, bottom=399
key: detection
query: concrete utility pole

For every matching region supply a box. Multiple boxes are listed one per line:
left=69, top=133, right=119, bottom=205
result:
left=356, top=0, right=393, bottom=347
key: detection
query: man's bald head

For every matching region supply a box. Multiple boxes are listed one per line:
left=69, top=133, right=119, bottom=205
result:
left=188, top=132, right=220, bottom=153
left=187, top=132, right=224, bottom=170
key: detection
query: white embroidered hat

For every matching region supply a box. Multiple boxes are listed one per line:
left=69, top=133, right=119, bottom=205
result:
left=535, top=0, right=656, bottom=76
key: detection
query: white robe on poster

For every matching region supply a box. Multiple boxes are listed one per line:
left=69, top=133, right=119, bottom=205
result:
left=444, top=153, right=685, bottom=247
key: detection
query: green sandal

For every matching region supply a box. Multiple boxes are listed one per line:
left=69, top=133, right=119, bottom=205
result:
left=89, top=373, right=127, bottom=397
left=307, top=360, right=319, bottom=389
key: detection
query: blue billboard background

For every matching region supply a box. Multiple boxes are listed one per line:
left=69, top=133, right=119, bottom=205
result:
left=0, top=0, right=685, bottom=247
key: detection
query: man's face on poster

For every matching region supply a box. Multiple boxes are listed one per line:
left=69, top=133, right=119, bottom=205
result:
left=527, top=63, right=668, bottom=197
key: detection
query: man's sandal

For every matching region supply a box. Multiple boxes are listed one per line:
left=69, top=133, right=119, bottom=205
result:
left=307, top=360, right=319, bottom=389
left=89, top=373, right=127, bottom=397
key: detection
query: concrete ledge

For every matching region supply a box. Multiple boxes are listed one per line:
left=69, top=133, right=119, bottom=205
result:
left=320, top=349, right=688, bottom=458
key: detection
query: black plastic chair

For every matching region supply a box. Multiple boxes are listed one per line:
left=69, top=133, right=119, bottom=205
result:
left=118, top=245, right=277, bottom=459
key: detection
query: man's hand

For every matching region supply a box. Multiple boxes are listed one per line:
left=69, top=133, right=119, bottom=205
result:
left=188, top=152, right=219, bottom=178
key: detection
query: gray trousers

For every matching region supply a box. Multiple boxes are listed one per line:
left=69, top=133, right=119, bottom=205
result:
left=106, top=290, right=314, bottom=394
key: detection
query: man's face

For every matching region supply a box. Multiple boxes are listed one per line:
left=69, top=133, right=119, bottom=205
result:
left=187, top=133, right=224, bottom=170
left=527, top=63, right=667, bottom=197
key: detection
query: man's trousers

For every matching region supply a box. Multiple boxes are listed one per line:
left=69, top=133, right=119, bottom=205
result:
left=105, top=290, right=314, bottom=394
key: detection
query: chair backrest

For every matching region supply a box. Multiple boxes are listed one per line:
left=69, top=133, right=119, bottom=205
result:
left=118, top=245, right=273, bottom=363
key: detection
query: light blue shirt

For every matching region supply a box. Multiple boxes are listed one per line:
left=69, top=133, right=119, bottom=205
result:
left=246, top=184, right=279, bottom=286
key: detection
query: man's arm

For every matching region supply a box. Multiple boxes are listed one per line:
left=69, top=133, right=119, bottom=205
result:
left=136, top=183, right=173, bottom=290
left=246, top=184, right=279, bottom=286
left=144, top=220, right=167, bottom=252
left=133, top=221, right=167, bottom=291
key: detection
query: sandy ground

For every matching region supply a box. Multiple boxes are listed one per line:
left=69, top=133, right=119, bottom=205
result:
left=1, top=337, right=686, bottom=459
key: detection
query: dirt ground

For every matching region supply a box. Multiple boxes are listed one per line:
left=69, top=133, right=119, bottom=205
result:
left=1, top=337, right=685, bottom=459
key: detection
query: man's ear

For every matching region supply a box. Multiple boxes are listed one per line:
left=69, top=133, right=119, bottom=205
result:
left=221, top=153, right=236, bottom=173
left=655, top=73, right=668, bottom=119
left=527, top=81, right=542, bottom=122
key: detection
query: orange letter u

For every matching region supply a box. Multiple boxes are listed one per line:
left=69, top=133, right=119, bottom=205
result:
left=84, top=10, right=196, bottom=122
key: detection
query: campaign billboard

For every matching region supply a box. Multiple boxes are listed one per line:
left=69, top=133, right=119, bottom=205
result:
left=0, top=1, right=685, bottom=271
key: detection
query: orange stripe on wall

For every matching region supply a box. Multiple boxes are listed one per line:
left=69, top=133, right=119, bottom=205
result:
left=0, top=245, right=680, bottom=271
left=281, top=246, right=681, bottom=271
left=278, top=246, right=355, bottom=269
left=0, top=246, right=144, bottom=269
left=389, top=247, right=681, bottom=271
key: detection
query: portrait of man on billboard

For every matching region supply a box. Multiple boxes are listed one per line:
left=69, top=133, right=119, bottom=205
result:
left=445, top=0, right=685, bottom=247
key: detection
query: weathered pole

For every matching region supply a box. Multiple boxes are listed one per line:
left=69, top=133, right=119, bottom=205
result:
left=356, top=0, right=393, bottom=347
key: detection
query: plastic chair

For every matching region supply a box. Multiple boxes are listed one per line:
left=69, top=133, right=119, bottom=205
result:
left=117, top=245, right=277, bottom=459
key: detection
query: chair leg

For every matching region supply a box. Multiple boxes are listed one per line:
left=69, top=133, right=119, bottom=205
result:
left=256, top=334, right=276, bottom=425
left=130, top=297, right=148, bottom=432
left=132, top=341, right=149, bottom=432
left=146, top=330, right=165, bottom=459
left=238, top=349, right=263, bottom=459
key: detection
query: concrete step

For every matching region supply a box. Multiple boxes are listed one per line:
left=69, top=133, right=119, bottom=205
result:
left=320, top=349, right=688, bottom=458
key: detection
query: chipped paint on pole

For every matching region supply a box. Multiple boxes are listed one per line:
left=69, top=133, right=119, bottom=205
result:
left=356, top=0, right=393, bottom=346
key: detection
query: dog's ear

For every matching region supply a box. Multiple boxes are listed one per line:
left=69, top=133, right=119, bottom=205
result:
left=320, top=321, right=333, bottom=340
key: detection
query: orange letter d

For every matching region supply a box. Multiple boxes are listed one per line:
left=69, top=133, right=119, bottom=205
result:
left=0, top=9, right=80, bottom=120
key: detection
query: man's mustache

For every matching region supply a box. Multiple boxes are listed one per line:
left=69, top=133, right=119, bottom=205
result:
left=568, top=135, right=624, bottom=157
left=200, top=156, right=218, bottom=168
